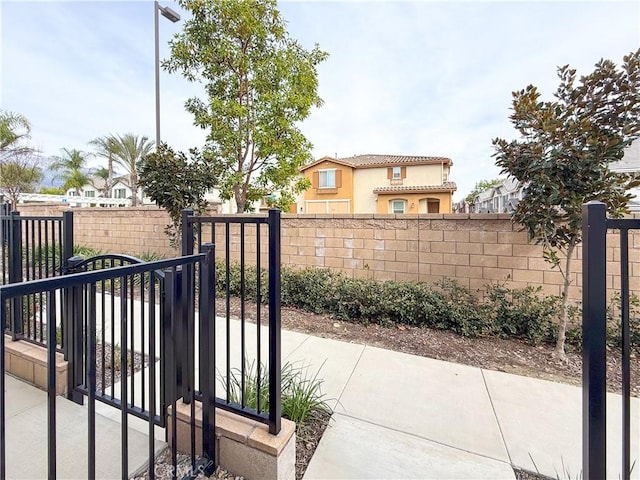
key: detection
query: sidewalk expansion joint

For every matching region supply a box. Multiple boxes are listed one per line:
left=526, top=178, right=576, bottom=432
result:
left=481, top=368, right=513, bottom=465
left=334, top=344, right=366, bottom=407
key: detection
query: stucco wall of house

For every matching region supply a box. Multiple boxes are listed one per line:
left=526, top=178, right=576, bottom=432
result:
left=14, top=204, right=638, bottom=301
left=300, top=160, right=354, bottom=212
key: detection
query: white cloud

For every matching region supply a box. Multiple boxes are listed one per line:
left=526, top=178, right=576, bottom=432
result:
left=2, top=0, right=639, bottom=200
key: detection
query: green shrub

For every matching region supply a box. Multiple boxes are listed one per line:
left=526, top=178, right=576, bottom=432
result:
left=606, top=291, right=640, bottom=352
left=212, top=262, right=592, bottom=348
left=333, top=276, right=383, bottom=324
left=484, top=283, right=560, bottom=344
left=434, top=279, right=488, bottom=337
left=281, top=267, right=338, bottom=314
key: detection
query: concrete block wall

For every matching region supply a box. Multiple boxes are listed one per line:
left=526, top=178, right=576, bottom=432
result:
left=14, top=205, right=640, bottom=300
left=17, top=204, right=178, bottom=257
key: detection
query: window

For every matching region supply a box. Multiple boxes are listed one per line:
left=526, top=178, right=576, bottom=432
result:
left=390, top=199, right=406, bottom=214
left=114, top=188, right=127, bottom=199
left=319, top=169, right=336, bottom=188
left=392, top=167, right=401, bottom=179
left=85, top=191, right=95, bottom=198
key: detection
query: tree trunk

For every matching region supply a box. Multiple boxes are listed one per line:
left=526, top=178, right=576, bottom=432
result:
left=234, top=185, right=246, bottom=213
left=555, top=241, right=577, bottom=360
left=107, top=157, right=113, bottom=198
left=130, top=173, right=137, bottom=207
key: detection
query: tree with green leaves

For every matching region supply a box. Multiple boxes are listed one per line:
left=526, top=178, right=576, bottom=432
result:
left=0, top=156, right=43, bottom=209
left=89, top=135, right=119, bottom=197
left=50, top=148, right=91, bottom=197
left=91, top=166, right=111, bottom=196
left=493, top=49, right=640, bottom=358
left=465, top=178, right=503, bottom=204
left=108, top=134, right=154, bottom=207
left=138, top=144, right=217, bottom=247
left=164, top=0, right=327, bottom=213
left=0, top=110, right=34, bottom=162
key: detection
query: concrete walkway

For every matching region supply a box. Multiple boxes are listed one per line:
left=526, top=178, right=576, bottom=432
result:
left=276, top=330, right=639, bottom=480
left=4, top=324, right=639, bottom=479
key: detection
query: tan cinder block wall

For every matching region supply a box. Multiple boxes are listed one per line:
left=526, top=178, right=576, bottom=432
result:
left=16, top=204, right=178, bottom=257
left=14, top=205, right=639, bottom=300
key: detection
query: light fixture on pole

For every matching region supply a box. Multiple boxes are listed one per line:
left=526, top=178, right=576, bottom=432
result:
left=154, top=1, right=180, bottom=150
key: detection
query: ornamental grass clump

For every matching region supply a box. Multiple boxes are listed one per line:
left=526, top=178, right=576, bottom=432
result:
left=222, top=359, right=331, bottom=427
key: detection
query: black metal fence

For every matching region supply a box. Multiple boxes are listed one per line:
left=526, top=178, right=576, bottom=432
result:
left=182, top=208, right=282, bottom=434
left=0, top=252, right=218, bottom=479
left=582, top=201, right=637, bottom=480
left=1, top=209, right=73, bottom=347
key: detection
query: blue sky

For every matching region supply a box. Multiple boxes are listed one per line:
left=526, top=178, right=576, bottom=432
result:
left=1, top=1, right=639, bottom=200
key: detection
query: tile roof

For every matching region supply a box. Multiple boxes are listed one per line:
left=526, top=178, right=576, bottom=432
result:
left=300, top=154, right=452, bottom=171
left=373, top=182, right=457, bottom=193
left=339, top=154, right=452, bottom=167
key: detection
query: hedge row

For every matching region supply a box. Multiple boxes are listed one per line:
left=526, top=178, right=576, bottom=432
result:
left=212, top=262, right=640, bottom=351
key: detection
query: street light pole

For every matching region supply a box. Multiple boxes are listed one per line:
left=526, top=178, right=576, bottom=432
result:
left=154, top=1, right=180, bottom=150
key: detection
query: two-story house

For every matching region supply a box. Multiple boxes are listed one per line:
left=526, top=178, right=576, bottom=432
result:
left=297, top=154, right=456, bottom=214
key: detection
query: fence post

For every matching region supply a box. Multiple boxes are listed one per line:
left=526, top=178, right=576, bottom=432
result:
left=8, top=211, right=23, bottom=340
left=181, top=208, right=194, bottom=256
left=61, top=211, right=74, bottom=272
left=63, top=255, right=85, bottom=404
left=267, top=209, right=281, bottom=434
left=582, top=201, right=607, bottom=480
left=199, top=243, right=216, bottom=470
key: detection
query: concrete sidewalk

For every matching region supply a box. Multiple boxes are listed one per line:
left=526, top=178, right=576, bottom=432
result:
left=277, top=331, right=640, bottom=480
left=4, top=325, right=639, bottom=479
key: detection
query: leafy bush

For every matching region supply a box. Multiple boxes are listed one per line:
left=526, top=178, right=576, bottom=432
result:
left=484, top=284, right=560, bottom=344
left=606, top=291, right=640, bottom=352
left=213, top=262, right=594, bottom=347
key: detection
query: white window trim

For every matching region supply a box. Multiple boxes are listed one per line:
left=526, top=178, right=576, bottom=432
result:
left=392, top=166, right=401, bottom=179
left=390, top=199, right=406, bottom=214
left=318, top=169, right=337, bottom=188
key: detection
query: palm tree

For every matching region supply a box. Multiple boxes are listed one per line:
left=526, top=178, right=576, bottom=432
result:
left=110, top=134, right=154, bottom=207
left=50, top=148, right=91, bottom=196
left=89, top=135, right=119, bottom=197
left=91, top=166, right=110, bottom=196
left=0, top=110, right=34, bottom=161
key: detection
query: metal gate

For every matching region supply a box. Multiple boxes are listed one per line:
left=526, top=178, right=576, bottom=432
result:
left=0, top=252, right=218, bottom=478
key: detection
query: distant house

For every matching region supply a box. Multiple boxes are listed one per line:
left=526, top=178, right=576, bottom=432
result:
left=611, top=140, right=640, bottom=211
left=470, top=177, right=524, bottom=213
left=296, top=154, right=456, bottom=214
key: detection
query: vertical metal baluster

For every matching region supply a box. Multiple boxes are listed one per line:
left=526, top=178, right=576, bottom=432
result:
left=1, top=290, right=6, bottom=480
left=130, top=274, right=135, bottom=410
left=101, top=258, right=106, bottom=396
left=256, top=223, right=262, bottom=413
left=47, top=290, right=57, bottom=478
left=120, top=276, right=129, bottom=478
left=148, top=271, right=157, bottom=480
left=225, top=223, right=231, bottom=402
left=620, top=228, right=631, bottom=480
left=38, top=221, right=44, bottom=345
left=111, top=260, right=116, bottom=399
left=240, top=223, right=246, bottom=408
left=141, top=267, right=146, bottom=413
left=87, top=283, right=97, bottom=479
